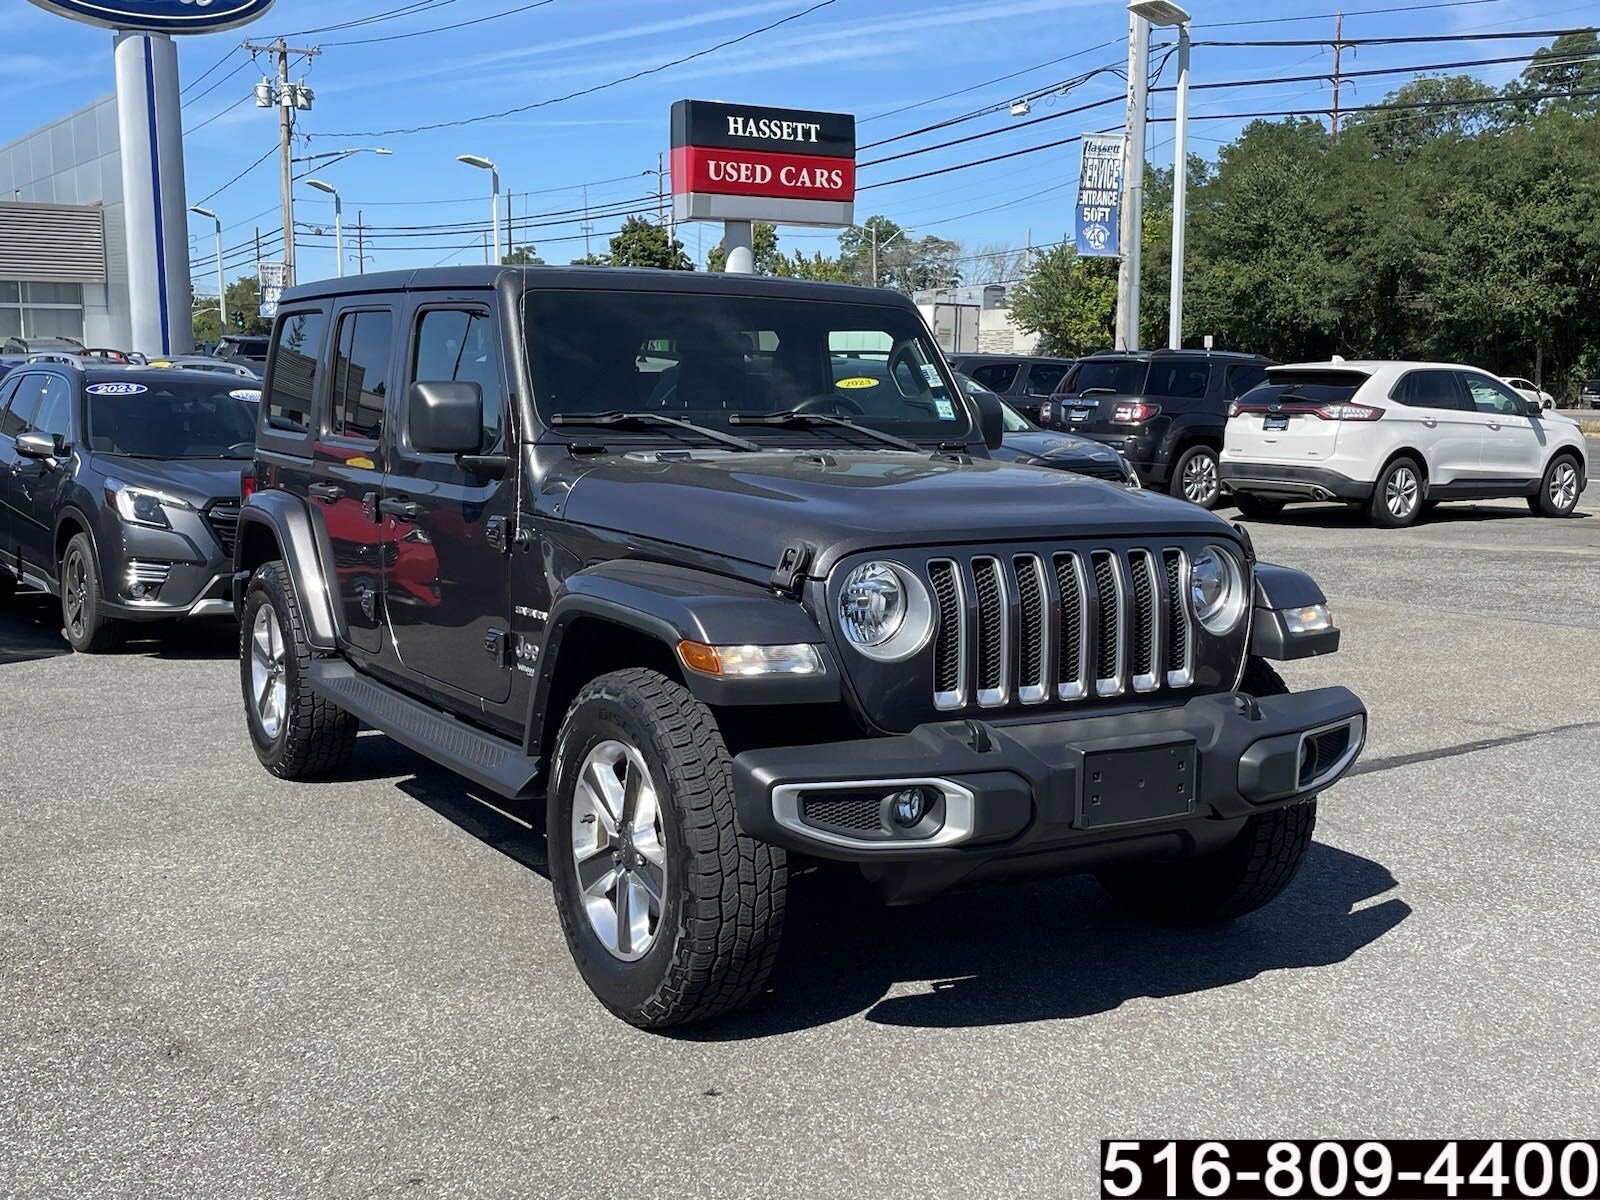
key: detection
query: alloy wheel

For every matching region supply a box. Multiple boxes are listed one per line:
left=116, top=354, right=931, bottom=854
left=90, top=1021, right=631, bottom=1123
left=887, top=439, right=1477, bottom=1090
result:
left=250, top=603, right=287, bottom=740
left=570, top=739, right=667, bottom=962
left=1182, top=454, right=1219, bottom=505
left=63, top=550, right=88, bottom=638
left=1385, top=466, right=1419, bottom=519
left=1550, top=462, right=1578, bottom=511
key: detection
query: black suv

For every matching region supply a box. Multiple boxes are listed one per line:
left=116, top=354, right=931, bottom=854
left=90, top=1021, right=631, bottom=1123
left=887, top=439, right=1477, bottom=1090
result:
left=215, top=334, right=271, bottom=372
left=233, top=267, right=1364, bottom=1028
left=1583, top=379, right=1600, bottom=409
left=1041, top=350, right=1273, bottom=507
left=0, top=364, right=255, bottom=650
left=947, top=353, right=1075, bottom=424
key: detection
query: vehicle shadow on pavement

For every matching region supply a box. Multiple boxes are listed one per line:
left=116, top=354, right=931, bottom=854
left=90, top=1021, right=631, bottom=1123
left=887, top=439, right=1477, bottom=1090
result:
left=0, top=594, right=71, bottom=666
left=390, top=753, right=551, bottom=878
left=684, top=842, right=1408, bottom=1038
left=1229, top=503, right=1581, bottom=528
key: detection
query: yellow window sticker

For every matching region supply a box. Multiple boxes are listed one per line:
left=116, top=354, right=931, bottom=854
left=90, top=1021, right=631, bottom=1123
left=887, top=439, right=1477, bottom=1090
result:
left=835, top=376, right=879, bottom=389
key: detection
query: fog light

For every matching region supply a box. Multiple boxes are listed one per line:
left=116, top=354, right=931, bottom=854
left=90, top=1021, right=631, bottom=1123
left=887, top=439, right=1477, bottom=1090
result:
left=889, top=786, right=933, bottom=828
left=129, top=582, right=149, bottom=599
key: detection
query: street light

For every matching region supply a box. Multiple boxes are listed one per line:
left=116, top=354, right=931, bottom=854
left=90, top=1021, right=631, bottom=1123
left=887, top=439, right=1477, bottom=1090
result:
left=303, top=179, right=344, bottom=278
left=291, top=145, right=392, bottom=168
left=190, top=204, right=225, bottom=332
left=456, top=154, right=500, bottom=265
left=1130, top=0, right=1193, bottom=350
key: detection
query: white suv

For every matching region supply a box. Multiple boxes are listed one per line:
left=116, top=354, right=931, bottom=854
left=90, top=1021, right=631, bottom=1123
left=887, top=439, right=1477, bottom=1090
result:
left=1221, top=361, right=1588, bottom=527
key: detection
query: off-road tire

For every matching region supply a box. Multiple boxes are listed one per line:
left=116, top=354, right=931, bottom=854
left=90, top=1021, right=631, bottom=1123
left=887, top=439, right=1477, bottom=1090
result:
left=1170, top=444, right=1222, bottom=509
left=1529, top=453, right=1582, bottom=517
left=1095, top=657, right=1317, bottom=924
left=60, top=532, right=124, bottom=653
left=548, top=668, right=787, bottom=1028
left=240, top=560, right=358, bottom=779
left=1234, top=494, right=1285, bottom=520
left=1369, top=456, right=1424, bottom=528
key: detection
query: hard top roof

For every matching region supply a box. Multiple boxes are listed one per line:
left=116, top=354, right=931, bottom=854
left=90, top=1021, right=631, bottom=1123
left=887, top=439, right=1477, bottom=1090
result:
left=279, top=264, right=916, bottom=307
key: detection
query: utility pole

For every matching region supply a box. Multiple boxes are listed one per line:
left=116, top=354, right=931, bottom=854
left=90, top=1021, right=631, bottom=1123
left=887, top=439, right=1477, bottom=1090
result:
left=582, top=185, right=593, bottom=260
left=505, top=191, right=514, bottom=262
left=1115, top=11, right=1150, bottom=351
left=1330, top=11, right=1347, bottom=144
left=246, top=38, right=320, bottom=286
left=356, top=211, right=364, bottom=274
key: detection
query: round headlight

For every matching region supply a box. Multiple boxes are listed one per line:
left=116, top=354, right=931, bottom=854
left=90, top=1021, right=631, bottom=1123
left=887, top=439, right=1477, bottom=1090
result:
left=1190, top=545, right=1247, bottom=634
left=837, top=560, right=933, bottom=661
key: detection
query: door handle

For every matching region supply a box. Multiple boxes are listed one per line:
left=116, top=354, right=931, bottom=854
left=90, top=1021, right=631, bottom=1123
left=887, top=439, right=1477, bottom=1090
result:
left=308, top=482, right=343, bottom=502
left=1421, top=418, right=1437, bottom=428
left=1487, top=422, right=1501, bottom=431
left=379, top=497, right=420, bottom=521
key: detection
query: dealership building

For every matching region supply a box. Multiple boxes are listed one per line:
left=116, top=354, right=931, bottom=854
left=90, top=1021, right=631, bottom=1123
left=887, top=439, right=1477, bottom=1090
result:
left=0, top=95, right=129, bottom=349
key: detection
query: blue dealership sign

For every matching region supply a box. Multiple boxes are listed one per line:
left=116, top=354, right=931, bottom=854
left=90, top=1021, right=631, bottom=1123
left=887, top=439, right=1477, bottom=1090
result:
left=1075, top=133, right=1126, bottom=258
left=26, top=0, right=276, bottom=33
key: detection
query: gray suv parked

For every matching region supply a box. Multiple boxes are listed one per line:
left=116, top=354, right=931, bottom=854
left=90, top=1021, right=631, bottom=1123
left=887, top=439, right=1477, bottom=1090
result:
left=233, top=267, right=1364, bottom=1028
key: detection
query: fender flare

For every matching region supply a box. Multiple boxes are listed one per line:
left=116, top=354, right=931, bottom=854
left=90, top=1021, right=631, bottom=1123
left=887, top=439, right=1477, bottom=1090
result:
left=527, top=559, right=840, bottom=744
left=234, top=491, right=340, bottom=650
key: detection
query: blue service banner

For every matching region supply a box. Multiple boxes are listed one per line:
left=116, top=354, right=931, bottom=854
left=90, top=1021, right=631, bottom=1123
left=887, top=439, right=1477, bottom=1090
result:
left=1076, top=133, right=1126, bottom=257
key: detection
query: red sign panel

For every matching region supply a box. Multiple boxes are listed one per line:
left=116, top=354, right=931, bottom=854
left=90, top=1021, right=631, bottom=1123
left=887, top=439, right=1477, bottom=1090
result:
left=670, top=146, right=854, bottom=203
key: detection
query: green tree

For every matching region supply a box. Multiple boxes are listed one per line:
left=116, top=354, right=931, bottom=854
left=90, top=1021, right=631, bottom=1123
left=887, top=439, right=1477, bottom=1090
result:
left=569, top=253, right=609, bottom=266
left=192, top=275, right=273, bottom=344
left=1511, top=30, right=1600, bottom=113
left=501, top=244, right=545, bottom=265
left=604, top=215, right=693, bottom=270
left=838, top=214, right=902, bottom=285
left=1350, top=74, right=1507, bottom=160
left=707, top=223, right=784, bottom=273
left=771, top=250, right=852, bottom=283
left=1007, top=246, right=1118, bottom=356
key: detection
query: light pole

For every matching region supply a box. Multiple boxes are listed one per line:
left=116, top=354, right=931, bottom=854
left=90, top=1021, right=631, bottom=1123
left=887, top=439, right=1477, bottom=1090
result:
left=190, top=205, right=225, bottom=332
left=1131, top=0, right=1193, bottom=350
left=1116, top=7, right=1151, bottom=350
left=304, top=179, right=343, bottom=277
left=457, top=155, right=500, bottom=265
left=293, top=145, right=392, bottom=172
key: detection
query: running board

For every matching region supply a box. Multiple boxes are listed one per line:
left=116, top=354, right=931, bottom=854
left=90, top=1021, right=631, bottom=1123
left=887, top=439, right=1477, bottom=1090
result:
left=307, top=660, right=542, bottom=799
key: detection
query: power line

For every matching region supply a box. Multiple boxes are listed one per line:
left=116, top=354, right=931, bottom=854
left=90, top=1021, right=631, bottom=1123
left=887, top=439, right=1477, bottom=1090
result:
left=278, top=0, right=459, bottom=38
left=1194, top=0, right=1500, bottom=29
left=185, top=92, right=252, bottom=135
left=323, top=0, right=555, bottom=46
left=1151, top=46, right=1600, bottom=97
left=1197, top=24, right=1597, bottom=48
left=180, top=46, right=244, bottom=96
left=858, top=38, right=1124, bottom=126
left=193, top=144, right=276, bottom=207
left=859, top=93, right=1122, bottom=170
left=179, top=57, right=252, bottom=110
left=313, top=0, right=840, bottom=138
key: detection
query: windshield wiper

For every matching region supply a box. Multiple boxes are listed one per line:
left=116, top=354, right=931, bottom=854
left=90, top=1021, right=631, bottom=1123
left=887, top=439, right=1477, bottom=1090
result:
left=728, top=410, right=922, bottom=452
left=549, top=410, right=759, bottom=453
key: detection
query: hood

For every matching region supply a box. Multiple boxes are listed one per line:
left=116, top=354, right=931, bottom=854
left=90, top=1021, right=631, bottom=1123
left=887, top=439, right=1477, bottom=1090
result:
left=89, top=453, right=247, bottom=507
left=991, top=430, right=1125, bottom=467
left=552, top=448, right=1230, bottom=574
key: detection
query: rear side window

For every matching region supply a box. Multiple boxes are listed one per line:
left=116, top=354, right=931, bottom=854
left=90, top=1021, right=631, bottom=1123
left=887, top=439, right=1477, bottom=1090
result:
left=1147, top=360, right=1212, bottom=400
left=969, top=363, right=1019, bottom=393
left=1024, top=364, right=1068, bottom=396
left=329, top=310, right=394, bottom=441
left=266, top=310, right=327, bottom=432
left=1392, top=370, right=1464, bottom=411
left=1069, top=358, right=1149, bottom=396
left=411, top=308, right=504, bottom=453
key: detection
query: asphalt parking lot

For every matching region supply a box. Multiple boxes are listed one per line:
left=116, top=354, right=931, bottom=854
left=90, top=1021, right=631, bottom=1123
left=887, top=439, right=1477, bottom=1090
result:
left=3, top=470, right=1598, bottom=1199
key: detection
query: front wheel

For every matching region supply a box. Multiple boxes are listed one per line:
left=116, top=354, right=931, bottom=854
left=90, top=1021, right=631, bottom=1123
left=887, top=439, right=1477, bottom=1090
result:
left=60, top=533, right=123, bottom=653
left=1170, top=445, right=1221, bottom=509
left=548, top=668, right=787, bottom=1028
left=1530, top=456, right=1581, bottom=517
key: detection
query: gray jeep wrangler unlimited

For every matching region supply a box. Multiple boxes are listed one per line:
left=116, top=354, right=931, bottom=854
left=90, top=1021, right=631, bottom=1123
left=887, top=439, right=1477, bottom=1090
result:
left=234, top=266, right=1366, bottom=1028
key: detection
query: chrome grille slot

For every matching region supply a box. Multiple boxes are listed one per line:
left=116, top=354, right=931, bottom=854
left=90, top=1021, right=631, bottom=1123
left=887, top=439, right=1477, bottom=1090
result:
left=1013, top=555, right=1048, bottom=704
left=1091, top=551, right=1124, bottom=696
left=971, top=557, right=1008, bottom=706
left=1163, top=549, right=1193, bottom=687
left=1053, top=553, right=1086, bottom=700
left=929, top=560, right=966, bottom=711
left=1129, top=550, right=1160, bottom=693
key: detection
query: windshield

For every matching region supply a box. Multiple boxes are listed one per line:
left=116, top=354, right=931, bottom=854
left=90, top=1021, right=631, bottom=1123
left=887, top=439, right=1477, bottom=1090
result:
left=85, top=378, right=258, bottom=458
left=1066, top=358, right=1149, bottom=396
left=524, top=290, right=970, bottom=443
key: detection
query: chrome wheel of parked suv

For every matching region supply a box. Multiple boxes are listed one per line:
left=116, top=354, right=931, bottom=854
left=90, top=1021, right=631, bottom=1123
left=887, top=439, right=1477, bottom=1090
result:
left=549, top=668, right=786, bottom=1028
left=1172, top=445, right=1221, bottom=509
left=249, top=603, right=287, bottom=741
left=1531, top=456, right=1581, bottom=518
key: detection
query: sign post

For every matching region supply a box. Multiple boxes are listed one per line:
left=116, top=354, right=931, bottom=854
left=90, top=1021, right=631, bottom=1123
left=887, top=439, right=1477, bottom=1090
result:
left=670, top=100, right=856, bottom=274
left=258, top=262, right=287, bottom=320
left=26, top=1, right=278, bottom=355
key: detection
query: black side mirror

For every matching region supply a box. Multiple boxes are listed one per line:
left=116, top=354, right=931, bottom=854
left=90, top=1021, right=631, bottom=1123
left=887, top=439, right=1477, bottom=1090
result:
left=408, top=380, right=483, bottom=455
left=969, top=388, right=1005, bottom=451
left=15, top=431, right=61, bottom=461
left=1524, top=398, right=1544, bottom=418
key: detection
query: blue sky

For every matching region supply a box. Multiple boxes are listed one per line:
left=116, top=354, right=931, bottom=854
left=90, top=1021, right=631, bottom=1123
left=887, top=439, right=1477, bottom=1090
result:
left=5, top=0, right=1595, bottom=293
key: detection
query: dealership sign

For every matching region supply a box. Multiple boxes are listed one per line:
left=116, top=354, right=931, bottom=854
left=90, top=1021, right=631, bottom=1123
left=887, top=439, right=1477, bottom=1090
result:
left=671, top=100, right=855, bottom=228
left=1075, top=133, right=1126, bottom=258
left=26, top=0, right=276, bottom=33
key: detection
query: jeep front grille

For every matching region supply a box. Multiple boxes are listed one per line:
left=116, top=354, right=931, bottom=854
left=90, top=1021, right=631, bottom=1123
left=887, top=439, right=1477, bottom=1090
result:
left=930, top=548, right=1198, bottom=711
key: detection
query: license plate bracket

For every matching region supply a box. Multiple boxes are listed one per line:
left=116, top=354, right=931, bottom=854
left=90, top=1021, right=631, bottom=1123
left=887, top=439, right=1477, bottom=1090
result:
left=1263, top=414, right=1290, bottom=432
left=1079, top=740, right=1197, bottom=828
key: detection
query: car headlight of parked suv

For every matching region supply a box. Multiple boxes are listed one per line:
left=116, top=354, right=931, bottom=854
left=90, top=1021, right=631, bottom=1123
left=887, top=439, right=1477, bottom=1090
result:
left=837, top=560, right=934, bottom=661
left=1190, top=545, right=1248, bottom=635
left=104, top=478, right=194, bottom=530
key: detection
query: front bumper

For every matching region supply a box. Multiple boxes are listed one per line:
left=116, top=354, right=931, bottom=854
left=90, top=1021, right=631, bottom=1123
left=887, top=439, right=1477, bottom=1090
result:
left=1221, top=462, right=1372, bottom=502
left=732, top=686, right=1365, bottom=899
left=98, top=513, right=236, bottom=622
